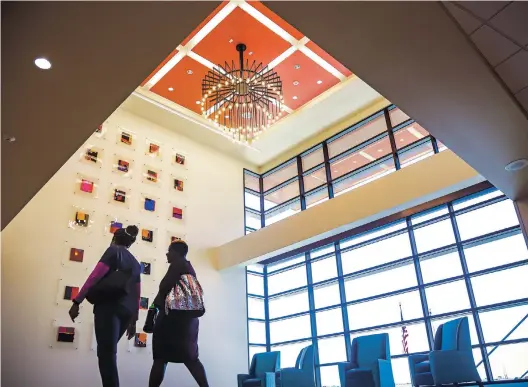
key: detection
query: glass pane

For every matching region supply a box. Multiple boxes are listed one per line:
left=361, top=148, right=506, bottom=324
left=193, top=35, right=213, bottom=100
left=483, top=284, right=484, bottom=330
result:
left=398, top=140, right=434, bottom=168
left=452, top=189, right=503, bottom=211
left=318, top=335, right=347, bottom=364
left=340, top=221, right=407, bottom=249
left=320, top=365, right=341, bottom=387
left=471, top=265, right=528, bottom=307
left=420, top=251, right=463, bottom=284
left=247, top=264, right=264, bottom=273
left=245, top=209, right=261, bottom=230
left=312, top=245, right=336, bottom=258
left=328, top=114, right=388, bottom=158
left=248, top=297, right=265, bottom=319
left=304, top=166, right=327, bottom=191
left=306, top=186, right=329, bottom=209
left=391, top=357, right=412, bottom=387
left=268, top=265, right=307, bottom=295
left=430, top=313, right=479, bottom=345
left=249, top=346, right=267, bottom=364
left=247, top=273, right=264, bottom=296
left=333, top=158, right=395, bottom=197
left=344, top=262, right=417, bottom=301
left=411, top=205, right=449, bottom=225
left=248, top=321, right=266, bottom=344
left=316, top=308, right=344, bottom=336
left=263, top=161, right=297, bottom=191
left=341, top=233, right=412, bottom=275
left=479, top=305, right=528, bottom=343
left=267, top=254, right=305, bottom=273
left=314, top=282, right=341, bottom=309
left=302, top=146, right=324, bottom=171
left=264, top=199, right=301, bottom=226
left=271, top=341, right=311, bottom=368
left=464, top=233, right=528, bottom=273
left=473, top=348, right=486, bottom=381
left=270, top=315, right=311, bottom=343
left=413, top=219, right=456, bottom=253
left=264, top=179, right=300, bottom=210
left=425, top=280, right=470, bottom=314
left=269, top=290, right=309, bottom=319
left=389, top=107, right=410, bottom=127
left=347, top=291, right=423, bottom=330
left=456, top=200, right=519, bottom=240
left=394, top=123, right=429, bottom=149
left=486, top=342, right=528, bottom=379
left=245, top=190, right=261, bottom=211
left=245, top=228, right=254, bottom=235
left=245, top=171, right=260, bottom=192
left=330, top=135, right=392, bottom=180
left=311, top=256, right=338, bottom=283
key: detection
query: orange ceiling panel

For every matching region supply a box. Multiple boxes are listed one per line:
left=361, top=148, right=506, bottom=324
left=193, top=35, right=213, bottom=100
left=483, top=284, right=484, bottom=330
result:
left=151, top=55, right=212, bottom=115
left=275, top=50, right=340, bottom=110
left=193, top=7, right=291, bottom=67
left=305, top=41, right=353, bottom=78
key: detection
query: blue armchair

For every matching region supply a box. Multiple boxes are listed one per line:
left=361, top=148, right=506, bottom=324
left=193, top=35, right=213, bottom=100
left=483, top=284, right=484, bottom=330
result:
left=238, top=352, right=281, bottom=387
left=338, top=333, right=395, bottom=387
left=408, top=317, right=482, bottom=386
left=276, top=345, right=315, bottom=387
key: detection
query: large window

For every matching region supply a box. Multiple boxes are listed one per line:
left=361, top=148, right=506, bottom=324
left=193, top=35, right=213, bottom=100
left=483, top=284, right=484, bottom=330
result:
left=245, top=186, right=528, bottom=386
left=243, top=105, right=446, bottom=234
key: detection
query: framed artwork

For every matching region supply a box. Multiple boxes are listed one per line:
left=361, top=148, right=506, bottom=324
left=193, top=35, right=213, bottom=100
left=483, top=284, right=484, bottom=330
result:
left=94, top=123, right=106, bottom=139
left=111, top=154, right=134, bottom=178
left=63, top=286, right=79, bottom=301
left=109, top=185, right=130, bottom=209
left=138, top=193, right=160, bottom=217
left=57, top=326, right=76, bottom=343
left=116, top=127, right=137, bottom=151
left=173, top=178, right=184, bottom=192
left=56, top=277, right=85, bottom=307
left=145, top=138, right=162, bottom=160
left=172, top=207, right=183, bottom=220
left=79, top=145, right=103, bottom=168
left=142, top=165, right=161, bottom=186
left=141, top=229, right=154, bottom=243
left=171, top=149, right=188, bottom=170
left=74, top=173, right=99, bottom=198
left=140, top=297, right=149, bottom=310
left=141, top=262, right=151, bottom=275
left=50, top=318, right=81, bottom=349
left=104, top=215, right=128, bottom=236
left=138, top=224, right=158, bottom=247
left=134, top=333, right=147, bottom=348
left=61, top=240, right=92, bottom=269
left=168, top=202, right=186, bottom=223
left=70, top=248, right=84, bottom=263
left=166, top=231, right=187, bottom=247
left=68, top=205, right=94, bottom=232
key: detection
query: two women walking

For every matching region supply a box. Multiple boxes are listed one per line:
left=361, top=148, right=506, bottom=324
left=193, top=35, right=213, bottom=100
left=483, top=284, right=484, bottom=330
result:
left=69, top=226, right=209, bottom=387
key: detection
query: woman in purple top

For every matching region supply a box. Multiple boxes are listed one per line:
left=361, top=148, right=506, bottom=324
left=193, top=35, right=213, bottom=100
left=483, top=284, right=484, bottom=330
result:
left=69, top=225, right=142, bottom=387
left=145, top=240, right=210, bottom=387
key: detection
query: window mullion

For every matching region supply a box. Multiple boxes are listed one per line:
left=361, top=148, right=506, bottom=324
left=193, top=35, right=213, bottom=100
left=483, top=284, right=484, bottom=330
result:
left=305, top=252, right=322, bottom=387
left=335, top=242, right=352, bottom=362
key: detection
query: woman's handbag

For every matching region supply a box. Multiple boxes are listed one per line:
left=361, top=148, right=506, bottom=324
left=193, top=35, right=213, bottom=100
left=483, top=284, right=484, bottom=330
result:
left=86, top=250, right=132, bottom=305
left=143, top=305, right=158, bottom=333
left=165, top=274, right=205, bottom=317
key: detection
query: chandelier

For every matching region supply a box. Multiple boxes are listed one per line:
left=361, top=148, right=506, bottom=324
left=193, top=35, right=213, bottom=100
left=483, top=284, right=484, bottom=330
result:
left=201, top=43, right=284, bottom=143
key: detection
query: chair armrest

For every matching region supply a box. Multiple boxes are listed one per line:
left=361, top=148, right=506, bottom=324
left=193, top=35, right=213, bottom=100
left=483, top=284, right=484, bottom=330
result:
left=279, top=368, right=313, bottom=387
left=338, top=362, right=354, bottom=387
left=265, top=372, right=277, bottom=387
left=429, top=350, right=481, bottom=384
left=238, top=374, right=251, bottom=387
left=375, top=359, right=395, bottom=387
left=407, top=354, right=429, bottom=387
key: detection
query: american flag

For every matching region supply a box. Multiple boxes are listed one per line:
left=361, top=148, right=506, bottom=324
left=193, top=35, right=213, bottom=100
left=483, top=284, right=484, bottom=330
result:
left=400, top=302, right=409, bottom=354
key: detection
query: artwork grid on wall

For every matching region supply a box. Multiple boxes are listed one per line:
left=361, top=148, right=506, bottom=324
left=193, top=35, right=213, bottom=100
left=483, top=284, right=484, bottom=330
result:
left=116, top=127, right=137, bottom=151
left=142, top=165, right=162, bottom=186
left=68, top=205, right=94, bottom=233
left=171, top=149, right=188, bottom=170
left=79, top=144, right=104, bottom=168
left=111, top=154, right=134, bottom=178
left=50, top=318, right=81, bottom=350
left=145, top=138, right=162, bottom=161
left=74, top=173, right=100, bottom=198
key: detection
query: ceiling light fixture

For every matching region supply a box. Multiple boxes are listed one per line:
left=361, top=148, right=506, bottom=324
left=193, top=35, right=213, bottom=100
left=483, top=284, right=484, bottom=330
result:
left=249, top=51, right=253, bottom=56
left=195, top=100, right=201, bottom=104
left=187, top=69, right=193, bottom=75
left=505, top=159, right=528, bottom=172
left=168, top=87, right=174, bottom=92
left=200, top=43, right=284, bottom=144
left=229, top=39, right=234, bottom=43
left=317, top=80, right=322, bottom=85
left=293, top=80, right=299, bottom=86
left=34, top=57, right=52, bottom=70
left=293, top=96, right=298, bottom=100
left=294, top=64, right=301, bottom=70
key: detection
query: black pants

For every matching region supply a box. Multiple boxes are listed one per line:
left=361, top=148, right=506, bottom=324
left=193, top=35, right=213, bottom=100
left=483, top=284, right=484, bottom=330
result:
left=94, top=304, right=132, bottom=387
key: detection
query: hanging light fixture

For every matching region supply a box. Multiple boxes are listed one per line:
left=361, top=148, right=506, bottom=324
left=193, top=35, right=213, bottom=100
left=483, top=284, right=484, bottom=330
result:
left=201, top=43, right=284, bottom=144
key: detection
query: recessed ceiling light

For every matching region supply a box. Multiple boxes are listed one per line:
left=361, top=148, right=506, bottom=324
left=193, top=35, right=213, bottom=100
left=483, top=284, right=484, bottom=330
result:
left=317, top=80, right=322, bottom=85
left=168, top=87, right=174, bottom=92
left=249, top=51, right=253, bottom=56
left=195, top=100, right=201, bottom=104
left=293, top=96, right=298, bottom=100
left=225, top=115, right=229, bottom=119
left=378, top=149, right=383, bottom=152
left=34, top=57, right=51, bottom=70
left=4, top=135, right=16, bottom=143
left=399, top=139, right=404, bottom=142
left=187, top=69, right=193, bottom=75
left=505, top=159, right=528, bottom=172
left=229, top=39, right=234, bottom=43
left=293, top=80, right=300, bottom=86
left=294, top=64, right=301, bottom=70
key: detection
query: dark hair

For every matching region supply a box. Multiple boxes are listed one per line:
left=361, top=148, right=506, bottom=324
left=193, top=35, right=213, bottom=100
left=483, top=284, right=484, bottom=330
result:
left=113, top=225, right=139, bottom=247
left=169, top=240, right=188, bottom=256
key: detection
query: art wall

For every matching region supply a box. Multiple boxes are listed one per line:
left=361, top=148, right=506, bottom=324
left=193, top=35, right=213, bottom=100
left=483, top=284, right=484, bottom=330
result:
left=1, top=108, right=249, bottom=387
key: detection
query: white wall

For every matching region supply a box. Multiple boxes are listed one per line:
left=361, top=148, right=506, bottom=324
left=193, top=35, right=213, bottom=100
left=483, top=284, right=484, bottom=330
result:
left=1, top=108, right=249, bottom=387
